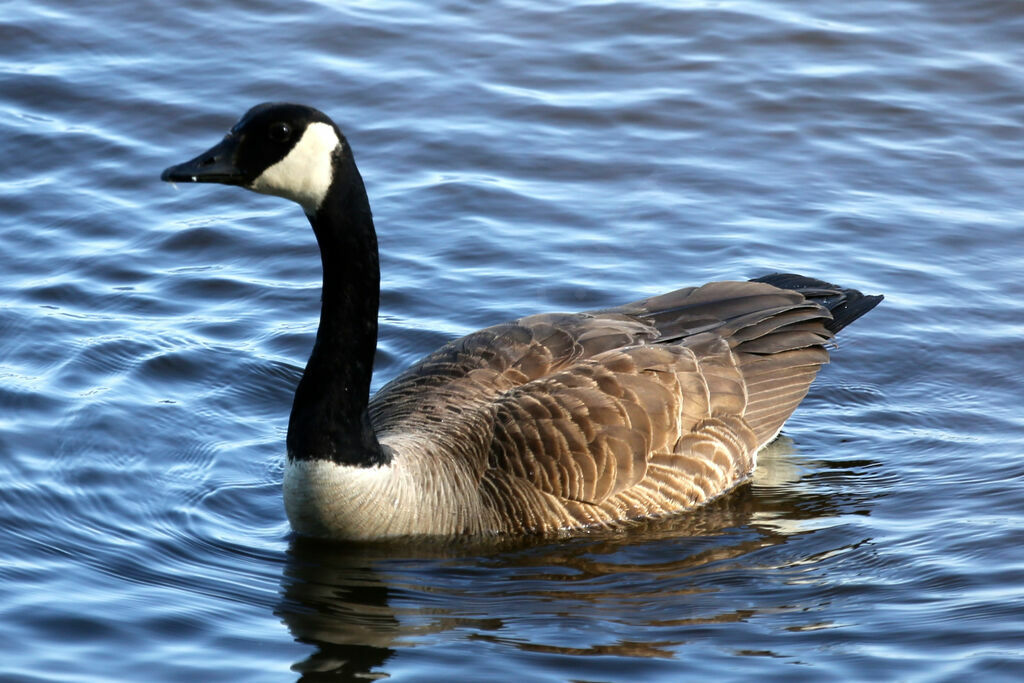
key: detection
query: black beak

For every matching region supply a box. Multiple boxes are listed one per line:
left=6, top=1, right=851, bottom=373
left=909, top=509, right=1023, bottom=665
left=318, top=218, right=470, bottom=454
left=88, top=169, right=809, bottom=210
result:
left=161, top=135, right=245, bottom=185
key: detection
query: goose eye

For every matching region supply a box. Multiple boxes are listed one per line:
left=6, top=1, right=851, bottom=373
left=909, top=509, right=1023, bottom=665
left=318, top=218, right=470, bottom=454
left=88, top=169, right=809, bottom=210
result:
left=268, top=122, right=292, bottom=142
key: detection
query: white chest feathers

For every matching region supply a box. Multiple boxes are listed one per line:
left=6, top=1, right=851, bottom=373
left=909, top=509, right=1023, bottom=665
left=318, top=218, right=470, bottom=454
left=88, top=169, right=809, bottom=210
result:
left=249, top=121, right=340, bottom=214
left=282, top=444, right=491, bottom=540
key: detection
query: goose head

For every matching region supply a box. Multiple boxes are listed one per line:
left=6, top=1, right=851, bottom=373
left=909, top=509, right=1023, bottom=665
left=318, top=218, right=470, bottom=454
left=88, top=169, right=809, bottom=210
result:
left=163, top=103, right=386, bottom=470
left=161, top=102, right=344, bottom=215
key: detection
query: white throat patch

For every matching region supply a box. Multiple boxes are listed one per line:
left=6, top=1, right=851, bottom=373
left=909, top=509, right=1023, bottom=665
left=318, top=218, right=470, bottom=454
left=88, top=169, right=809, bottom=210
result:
left=249, top=121, right=340, bottom=215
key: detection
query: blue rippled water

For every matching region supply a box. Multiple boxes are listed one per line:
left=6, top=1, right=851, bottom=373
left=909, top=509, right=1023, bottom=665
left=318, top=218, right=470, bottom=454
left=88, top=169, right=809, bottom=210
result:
left=2, top=0, right=1023, bottom=680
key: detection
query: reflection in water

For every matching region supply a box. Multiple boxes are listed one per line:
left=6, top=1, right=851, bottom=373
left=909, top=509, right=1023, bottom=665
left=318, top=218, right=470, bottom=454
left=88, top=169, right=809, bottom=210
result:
left=277, top=550, right=397, bottom=679
left=277, top=439, right=876, bottom=679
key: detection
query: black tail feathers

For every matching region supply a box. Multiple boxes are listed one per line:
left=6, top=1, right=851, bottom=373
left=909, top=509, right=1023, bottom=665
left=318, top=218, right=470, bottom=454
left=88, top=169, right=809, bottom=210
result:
left=751, top=273, right=883, bottom=334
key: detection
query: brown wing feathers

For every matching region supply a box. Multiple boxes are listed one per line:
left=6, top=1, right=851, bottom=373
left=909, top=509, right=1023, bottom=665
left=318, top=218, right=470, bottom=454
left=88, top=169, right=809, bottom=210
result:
left=370, top=274, right=881, bottom=535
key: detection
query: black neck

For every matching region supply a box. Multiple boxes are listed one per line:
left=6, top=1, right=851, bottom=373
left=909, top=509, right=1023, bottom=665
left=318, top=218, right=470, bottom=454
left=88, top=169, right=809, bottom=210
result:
left=286, top=153, right=389, bottom=466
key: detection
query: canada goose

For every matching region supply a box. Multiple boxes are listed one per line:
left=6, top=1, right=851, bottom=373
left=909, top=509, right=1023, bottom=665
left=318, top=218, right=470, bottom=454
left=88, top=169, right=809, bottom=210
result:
left=161, top=103, right=882, bottom=540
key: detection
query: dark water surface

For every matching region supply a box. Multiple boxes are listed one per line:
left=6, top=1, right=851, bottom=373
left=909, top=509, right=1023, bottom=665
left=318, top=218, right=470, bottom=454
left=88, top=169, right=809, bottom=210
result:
left=2, top=0, right=1023, bottom=680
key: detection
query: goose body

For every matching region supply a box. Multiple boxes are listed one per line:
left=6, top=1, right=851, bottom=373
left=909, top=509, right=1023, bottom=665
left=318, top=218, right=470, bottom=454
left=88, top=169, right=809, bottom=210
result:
left=162, top=103, right=882, bottom=540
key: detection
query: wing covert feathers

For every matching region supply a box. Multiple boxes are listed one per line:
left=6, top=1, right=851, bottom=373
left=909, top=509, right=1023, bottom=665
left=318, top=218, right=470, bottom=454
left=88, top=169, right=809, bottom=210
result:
left=367, top=274, right=882, bottom=536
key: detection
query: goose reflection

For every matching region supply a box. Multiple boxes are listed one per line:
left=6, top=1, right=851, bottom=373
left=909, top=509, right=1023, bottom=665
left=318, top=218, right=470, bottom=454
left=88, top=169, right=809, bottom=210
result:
left=275, top=438, right=867, bottom=680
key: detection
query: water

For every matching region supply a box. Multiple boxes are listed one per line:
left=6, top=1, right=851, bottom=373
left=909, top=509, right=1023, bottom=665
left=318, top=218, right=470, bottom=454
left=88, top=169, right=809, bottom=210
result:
left=2, top=0, right=1023, bottom=679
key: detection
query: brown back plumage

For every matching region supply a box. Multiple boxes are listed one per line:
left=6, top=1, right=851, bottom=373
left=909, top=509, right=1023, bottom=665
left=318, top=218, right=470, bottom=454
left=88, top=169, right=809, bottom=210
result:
left=368, top=274, right=881, bottom=535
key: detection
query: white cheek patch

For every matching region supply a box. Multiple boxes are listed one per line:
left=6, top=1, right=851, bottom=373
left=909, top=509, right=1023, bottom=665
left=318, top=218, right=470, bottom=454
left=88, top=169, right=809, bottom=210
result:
left=250, top=121, right=340, bottom=214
